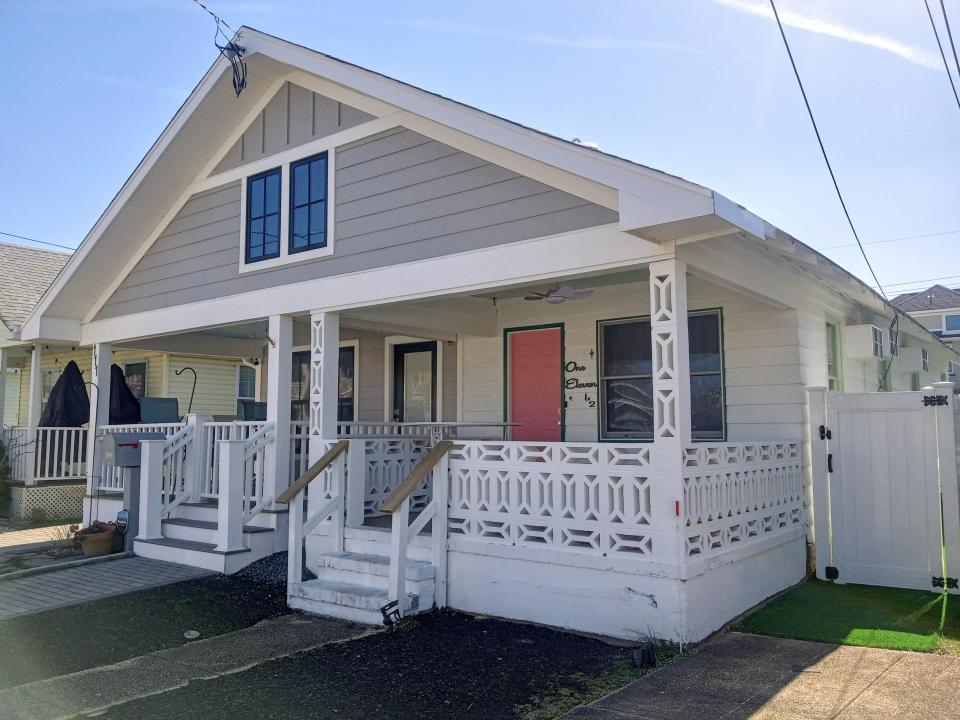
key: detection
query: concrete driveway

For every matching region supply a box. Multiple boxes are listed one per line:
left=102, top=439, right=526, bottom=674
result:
left=564, top=632, right=960, bottom=719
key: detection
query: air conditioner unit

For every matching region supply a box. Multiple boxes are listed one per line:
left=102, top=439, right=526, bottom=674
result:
left=898, top=347, right=923, bottom=372
left=843, top=324, right=884, bottom=360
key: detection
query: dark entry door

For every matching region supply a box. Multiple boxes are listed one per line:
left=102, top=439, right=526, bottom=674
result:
left=393, top=342, right=437, bottom=422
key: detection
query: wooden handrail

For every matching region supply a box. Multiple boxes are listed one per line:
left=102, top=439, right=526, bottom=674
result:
left=276, top=440, right=349, bottom=504
left=380, top=440, right=453, bottom=513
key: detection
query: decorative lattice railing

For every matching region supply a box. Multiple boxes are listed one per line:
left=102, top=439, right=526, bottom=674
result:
left=446, top=441, right=674, bottom=561
left=681, top=442, right=804, bottom=559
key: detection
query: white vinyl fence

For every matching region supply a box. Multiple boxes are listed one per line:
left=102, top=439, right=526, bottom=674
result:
left=809, top=383, right=960, bottom=594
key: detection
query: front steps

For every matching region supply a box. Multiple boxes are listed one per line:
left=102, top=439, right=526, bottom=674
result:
left=133, top=501, right=280, bottom=574
left=290, top=528, right=437, bottom=624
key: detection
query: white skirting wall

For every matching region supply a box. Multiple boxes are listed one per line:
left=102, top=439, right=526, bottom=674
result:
left=7, top=481, right=85, bottom=521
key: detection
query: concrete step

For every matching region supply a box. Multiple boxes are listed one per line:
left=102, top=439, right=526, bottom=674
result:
left=315, top=551, right=435, bottom=595
left=161, top=517, right=273, bottom=543
left=343, top=526, right=432, bottom=561
left=292, top=578, right=422, bottom=625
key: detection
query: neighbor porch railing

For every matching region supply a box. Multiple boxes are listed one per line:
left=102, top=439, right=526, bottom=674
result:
left=1, top=426, right=88, bottom=483
left=97, top=422, right=185, bottom=492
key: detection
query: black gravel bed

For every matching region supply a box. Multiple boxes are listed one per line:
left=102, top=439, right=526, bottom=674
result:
left=0, top=561, right=288, bottom=690
left=93, top=610, right=630, bottom=720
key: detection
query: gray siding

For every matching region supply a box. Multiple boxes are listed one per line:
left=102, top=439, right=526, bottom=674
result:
left=212, top=82, right=374, bottom=174
left=97, top=128, right=618, bottom=319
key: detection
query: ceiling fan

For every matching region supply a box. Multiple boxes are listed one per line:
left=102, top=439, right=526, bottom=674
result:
left=523, top=285, right=594, bottom=304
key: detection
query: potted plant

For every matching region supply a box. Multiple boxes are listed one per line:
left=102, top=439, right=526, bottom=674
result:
left=74, top=521, right=116, bottom=557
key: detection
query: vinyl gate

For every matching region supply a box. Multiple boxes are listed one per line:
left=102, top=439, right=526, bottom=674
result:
left=808, top=383, right=960, bottom=594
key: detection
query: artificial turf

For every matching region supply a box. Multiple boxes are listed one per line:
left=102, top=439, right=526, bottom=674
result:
left=735, top=579, right=960, bottom=655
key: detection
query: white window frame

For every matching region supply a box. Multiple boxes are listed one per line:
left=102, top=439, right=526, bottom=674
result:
left=825, top=320, right=843, bottom=391
left=238, top=148, right=336, bottom=273
left=922, top=348, right=930, bottom=373
left=236, top=363, right=260, bottom=403
left=945, top=313, right=960, bottom=336
left=888, top=324, right=899, bottom=358
left=871, top=326, right=884, bottom=359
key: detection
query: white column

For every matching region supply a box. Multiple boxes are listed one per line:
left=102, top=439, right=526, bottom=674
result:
left=265, top=315, right=293, bottom=501
left=0, top=347, right=8, bottom=426
left=136, top=439, right=164, bottom=540
left=216, top=439, right=247, bottom=552
left=648, top=259, right=692, bottom=454
left=24, top=344, right=43, bottom=485
left=308, top=311, right=340, bottom=463
left=85, top=343, right=112, bottom=502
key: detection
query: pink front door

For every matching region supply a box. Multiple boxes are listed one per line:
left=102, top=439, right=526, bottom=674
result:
left=508, top=327, right=563, bottom=441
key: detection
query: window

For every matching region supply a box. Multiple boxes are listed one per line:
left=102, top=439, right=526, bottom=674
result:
left=41, top=368, right=60, bottom=411
left=598, top=310, right=723, bottom=440
left=124, top=361, right=147, bottom=399
left=950, top=361, right=958, bottom=382
left=922, top=348, right=930, bottom=373
left=245, top=168, right=281, bottom=262
left=825, top=322, right=842, bottom=391
left=237, top=365, right=257, bottom=402
left=946, top=315, right=960, bottom=334
left=290, top=153, right=328, bottom=254
left=889, top=324, right=899, bottom=357
left=871, top=326, right=884, bottom=359
left=291, top=346, right=355, bottom=423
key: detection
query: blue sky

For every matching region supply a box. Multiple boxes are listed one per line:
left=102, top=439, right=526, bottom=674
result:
left=2, top=0, right=958, bottom=298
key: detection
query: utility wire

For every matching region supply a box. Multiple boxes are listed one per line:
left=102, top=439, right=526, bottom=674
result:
left=768, top=0, right=887, bottom=300
left=0, top=230, right=75, bottom=252
left=925, top=0, right=960, bottom=111
left=940, top=0, right=960, bottom=88
left=819, top=227, right=960, bottom=250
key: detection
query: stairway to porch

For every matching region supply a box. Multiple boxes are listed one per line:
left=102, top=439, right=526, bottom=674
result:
left=133, top=499, right=282, bottom=574
left=292, top=525, right=436, bottom=624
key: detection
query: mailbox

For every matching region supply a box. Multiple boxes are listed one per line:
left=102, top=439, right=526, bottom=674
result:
left=102, top=432, right=167, bottom=467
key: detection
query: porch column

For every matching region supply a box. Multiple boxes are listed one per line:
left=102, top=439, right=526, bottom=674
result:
left=24, top=344, right=43, bottom=485
left=265, top=315, right=293, bottom=502
left=648, top=259, right=692, bottom=457
left=84, top=343, right=111, bottom=520
left=308, top=311, right=340, bottom=460
left=0, top=347, right=8, bottom=426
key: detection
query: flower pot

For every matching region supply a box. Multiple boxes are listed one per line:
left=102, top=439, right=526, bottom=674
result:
left=80, top=529, right=115, bottom=557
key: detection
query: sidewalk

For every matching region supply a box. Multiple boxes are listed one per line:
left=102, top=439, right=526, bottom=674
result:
left=0, top=556, right=210, bottom=620
left=561, top=632, right=960, bottom=719
left=0, top=523, right=74, bottom=552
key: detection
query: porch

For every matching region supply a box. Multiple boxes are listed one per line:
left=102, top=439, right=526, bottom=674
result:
left=58, top=257, right=805, bottom=640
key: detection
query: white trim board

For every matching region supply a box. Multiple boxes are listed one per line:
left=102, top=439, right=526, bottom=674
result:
left=79, top=224, right=666, bottom=345
left=382, top=335, right=443, bottom=423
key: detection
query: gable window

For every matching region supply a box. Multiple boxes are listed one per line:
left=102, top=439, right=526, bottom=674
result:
left=290, top=152, right=328, bottom=254
left=825, top=322, right=842, bottom=391
left=946, top=314, right=960, bottom=334
left=246, top=168, right=281, bottom=262
left=598, top=310, right=724, bottom=441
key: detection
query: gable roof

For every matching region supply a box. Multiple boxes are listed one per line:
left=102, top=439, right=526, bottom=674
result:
left=891, top=284, right=960, bottom=313
left=0, top=242, right=69, bottom=336
left=17, top=27, right=954, bottom=358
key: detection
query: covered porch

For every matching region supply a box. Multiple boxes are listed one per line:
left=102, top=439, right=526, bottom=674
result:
left=69, top=254, right=805, bottom=640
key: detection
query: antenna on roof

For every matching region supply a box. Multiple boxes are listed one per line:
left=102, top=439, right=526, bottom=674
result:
left=191, top=0, right=247, bottom=97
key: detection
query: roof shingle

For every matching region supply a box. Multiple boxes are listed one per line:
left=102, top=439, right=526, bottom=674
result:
left=0, top=242, right=70, bottom=332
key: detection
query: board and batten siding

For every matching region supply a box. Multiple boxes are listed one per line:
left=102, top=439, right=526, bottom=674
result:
left=212, top=83, right=374, bottom=175
left=96, top=127, right=617, bottom=320
left=460, top=275, right=808, bottom=443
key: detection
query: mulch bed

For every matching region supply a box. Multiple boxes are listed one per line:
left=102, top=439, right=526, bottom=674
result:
left=0, top=568, right=288, bottom=690
left=94, top=610, right=638, bottom=720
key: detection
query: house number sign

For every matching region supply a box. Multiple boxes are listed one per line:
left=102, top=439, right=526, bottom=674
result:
left=565, top=354, right=597, bottom=409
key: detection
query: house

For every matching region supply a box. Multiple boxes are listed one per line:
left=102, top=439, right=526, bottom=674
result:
left=892, top=284, right=960, bottom=381
left=14, top=27, right=960, bottom=642
left=0, top=241, right=266, bottom=520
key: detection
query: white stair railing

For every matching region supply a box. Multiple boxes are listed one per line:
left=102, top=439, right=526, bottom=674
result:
left=380, top=440, right=451, bottom=620
left=241, top=421, right=275, bottom=523
left=278, top=440, right=350, bottom=590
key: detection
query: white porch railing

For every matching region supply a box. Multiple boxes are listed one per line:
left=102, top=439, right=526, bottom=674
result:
left=681, top=442, right=804, bottom=559
left=240, top=422, right=275, bottom=522
left=97, top=423, right=185, bottom=492
left=337, top=422, right=432, bottom=438
left=200, top=421, right=264, bottom=498
left=1, top=426, right=88, bottom=482
left=160, top=426, right=194, bottom=515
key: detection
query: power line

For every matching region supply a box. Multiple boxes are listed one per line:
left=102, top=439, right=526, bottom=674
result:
left=0, top=230, right=75, bottom=252
left=869, top=273, right=960, bottom=292
left=819, top=227, right=960, bottom=250
left=925, top=0, right=960, bottom=111
left=767, top=0, right=886, bottom=299
left=940, top=0, right=960, bottom=88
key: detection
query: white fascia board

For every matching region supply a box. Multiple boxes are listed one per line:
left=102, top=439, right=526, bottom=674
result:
left=242, top=30, right=711, bottom=205
left=618, top=189, right=716, bottom=236
left=20, top=56, right=233, bottom=342
left=80, top=223, right=669, bottom=345
left=24, top=317, right=83, bottom=344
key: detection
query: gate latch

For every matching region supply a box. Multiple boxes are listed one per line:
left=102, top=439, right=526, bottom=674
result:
left=818, top=425, right=832, bottom=440
left=932, top=576, right=958, bottom=589
left=923, top=395, right=949, bottom=407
